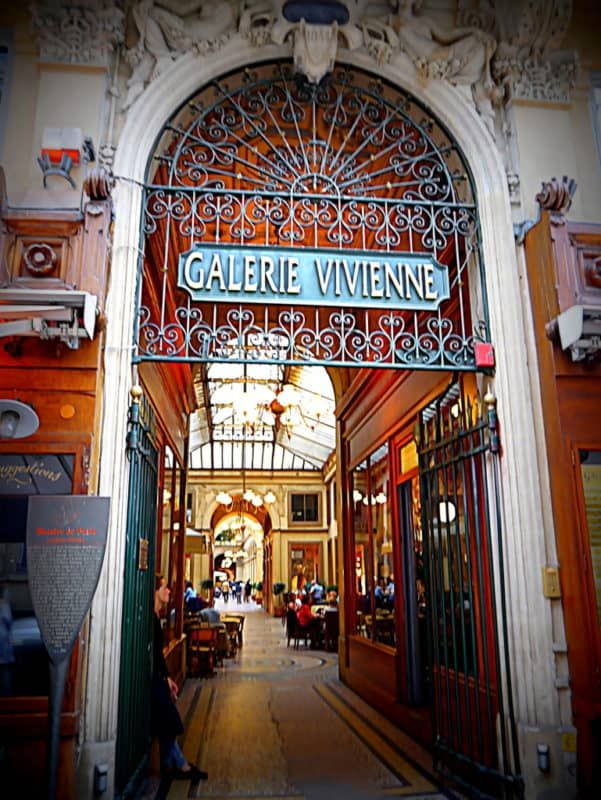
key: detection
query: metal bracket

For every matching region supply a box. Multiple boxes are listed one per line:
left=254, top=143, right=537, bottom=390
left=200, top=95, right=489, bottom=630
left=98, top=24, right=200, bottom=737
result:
left=37, top=152, right=76, bottom=189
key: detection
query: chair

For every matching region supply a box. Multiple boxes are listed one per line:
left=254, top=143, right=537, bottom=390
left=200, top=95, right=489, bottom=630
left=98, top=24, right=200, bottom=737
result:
left=225, top=613, right=245, bottom=647
left=187, top=624, right=217, bottom=676
left=222, top=619, right=239, bottom=656
left=294, top=623, right=312, bottom=650
left=324, top=610, right=339, bottom=652
left=285, top=608, right=298, bottom=648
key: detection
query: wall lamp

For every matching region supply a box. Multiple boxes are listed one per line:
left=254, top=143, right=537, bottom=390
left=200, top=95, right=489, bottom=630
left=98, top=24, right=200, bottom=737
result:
left=0, top=400, right=40, bottom=439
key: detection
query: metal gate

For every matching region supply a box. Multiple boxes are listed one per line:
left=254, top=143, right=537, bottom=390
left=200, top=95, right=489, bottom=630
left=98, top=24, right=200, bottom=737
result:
left=418, top=385, right=522, bottom=798
left=116, top=395, right=159, bottom=798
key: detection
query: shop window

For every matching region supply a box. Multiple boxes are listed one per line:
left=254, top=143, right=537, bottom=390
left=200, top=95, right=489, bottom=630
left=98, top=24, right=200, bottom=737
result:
left=0, top=31, right=12, bottom=154
left=289, top=542, right=320, bottom=591
left=0, top=453, right=74, bottom=697
left=289, top=492, right=321, bottom=524
left=580, top=450, right=601, bottom=629
left=350, top=444, right=394, bottom=646
left=592, top=74, right=601, bottom=174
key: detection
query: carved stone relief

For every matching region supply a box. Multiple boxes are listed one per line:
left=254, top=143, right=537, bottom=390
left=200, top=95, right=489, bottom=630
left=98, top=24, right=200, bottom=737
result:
left=122, top=0, right=236, bottom=109
left=30, top=2, right=578, bottom=212
left=31, top=1, right=125, bottom=66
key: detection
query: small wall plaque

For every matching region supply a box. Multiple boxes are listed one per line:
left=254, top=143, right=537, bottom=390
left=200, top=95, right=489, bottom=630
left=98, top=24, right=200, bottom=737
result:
left=138, top=538, right=149, bottom=571
left=542, top=566, right=561, bottom=598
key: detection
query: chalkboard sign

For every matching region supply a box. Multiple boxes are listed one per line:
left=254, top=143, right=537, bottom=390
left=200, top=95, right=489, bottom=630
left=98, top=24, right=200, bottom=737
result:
left=26, top=495, right=110, bottom=662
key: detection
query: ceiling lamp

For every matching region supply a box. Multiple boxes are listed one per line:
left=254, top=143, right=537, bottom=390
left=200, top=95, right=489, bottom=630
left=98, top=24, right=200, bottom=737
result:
left=216, top=490, right=233, bottom=506
left=217, top=488, right=276, bottom=509
left=0, top=400, right=40, bottom=439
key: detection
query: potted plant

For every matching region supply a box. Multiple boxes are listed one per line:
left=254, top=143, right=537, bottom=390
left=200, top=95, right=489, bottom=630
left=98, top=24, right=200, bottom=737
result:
left=200, top=578, right=214, bottom=601
left=254, top=581, right=263, bottom=605
left=326, top=584, right=338, bottom=604
left=272, top=582, right=286, bottom=617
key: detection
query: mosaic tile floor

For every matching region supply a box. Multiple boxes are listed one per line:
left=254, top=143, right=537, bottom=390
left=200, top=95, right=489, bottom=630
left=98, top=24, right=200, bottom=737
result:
left=148, top=601, right=449, bottom=800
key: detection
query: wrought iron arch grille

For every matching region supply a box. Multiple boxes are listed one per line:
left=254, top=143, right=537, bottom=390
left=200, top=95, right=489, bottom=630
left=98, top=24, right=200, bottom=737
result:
left=136, top=62, right=490, bottom=369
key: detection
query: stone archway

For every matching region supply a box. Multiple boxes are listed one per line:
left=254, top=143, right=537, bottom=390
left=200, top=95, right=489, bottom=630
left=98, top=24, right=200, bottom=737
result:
left=87, top=38, right=556, bottom=799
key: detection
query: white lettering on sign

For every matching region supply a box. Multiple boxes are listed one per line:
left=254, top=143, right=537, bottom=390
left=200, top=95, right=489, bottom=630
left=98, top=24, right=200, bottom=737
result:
left=314, top=257, right=438, bottom=301
left=179, top=246, right=449, bottom=310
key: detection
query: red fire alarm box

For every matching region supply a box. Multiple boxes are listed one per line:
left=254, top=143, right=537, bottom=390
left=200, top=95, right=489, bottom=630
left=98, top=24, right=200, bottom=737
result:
left=475, top=342, right=495, bottom=369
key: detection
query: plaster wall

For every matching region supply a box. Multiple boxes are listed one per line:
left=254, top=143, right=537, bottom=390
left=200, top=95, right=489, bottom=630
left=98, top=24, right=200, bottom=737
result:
left=514, top=92, right=601, bottom=222
left=2, top=55, right=107, bottom=207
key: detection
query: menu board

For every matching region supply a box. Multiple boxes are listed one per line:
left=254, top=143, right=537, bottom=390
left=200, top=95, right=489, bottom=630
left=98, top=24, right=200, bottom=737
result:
left=26, top=495, right=110, bottom=663
left=581, top=453, right=601, bottom=630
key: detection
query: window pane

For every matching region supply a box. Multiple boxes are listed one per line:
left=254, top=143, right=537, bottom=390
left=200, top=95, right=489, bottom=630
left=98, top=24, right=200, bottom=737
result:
left=580, top=450, right=601, bottom=629
left=370, top=444, right=394, bottom=647
left=351, top=460, right=370, bottom=637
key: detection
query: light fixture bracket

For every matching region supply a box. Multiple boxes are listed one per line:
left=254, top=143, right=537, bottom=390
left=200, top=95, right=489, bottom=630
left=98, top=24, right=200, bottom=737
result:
left=0, top=399, right=40, bottom=439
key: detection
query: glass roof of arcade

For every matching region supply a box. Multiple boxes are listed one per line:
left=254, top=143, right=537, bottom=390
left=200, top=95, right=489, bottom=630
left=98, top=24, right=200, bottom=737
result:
left=189, top=363, right=336, bottom=470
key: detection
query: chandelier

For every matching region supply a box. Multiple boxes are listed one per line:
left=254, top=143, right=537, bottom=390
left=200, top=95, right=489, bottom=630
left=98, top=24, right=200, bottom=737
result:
left=212, top=378, right=328, bottom=435
left=216, top=488, right=276, bottom=509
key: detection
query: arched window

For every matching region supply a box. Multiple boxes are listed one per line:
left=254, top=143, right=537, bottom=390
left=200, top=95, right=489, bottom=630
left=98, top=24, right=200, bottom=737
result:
left=137, top=61, right=488, bottom=369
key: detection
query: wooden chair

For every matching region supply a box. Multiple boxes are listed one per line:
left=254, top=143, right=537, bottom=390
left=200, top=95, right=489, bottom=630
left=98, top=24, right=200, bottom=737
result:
left=187, top=624, right=217, bottom=676
left=222, top=619, right=239, bottom=656
left=224, top=613, right=245, bottom=647
left=294, top=623, right=312, bottom=650
left=324, top=610, right=339, bottom=652
left=285, top=608, right=297, bottom=648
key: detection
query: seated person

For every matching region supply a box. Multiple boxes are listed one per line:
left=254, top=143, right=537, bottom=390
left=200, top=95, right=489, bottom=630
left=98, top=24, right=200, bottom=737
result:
left=296, top=596, right=321, bottom=645
left=184, top=580, right=196, bottom=605
left=309, top=580, right=325, bottom=603
left=187, top=594, right=208, bottom=614
left=199, top=605, right=222, bottom=625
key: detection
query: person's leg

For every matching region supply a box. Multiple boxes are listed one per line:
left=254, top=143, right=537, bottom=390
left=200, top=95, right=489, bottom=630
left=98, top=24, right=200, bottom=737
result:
left=159, top=734, right=188, bottom=770
left=170, top=740, right=187, bottom=769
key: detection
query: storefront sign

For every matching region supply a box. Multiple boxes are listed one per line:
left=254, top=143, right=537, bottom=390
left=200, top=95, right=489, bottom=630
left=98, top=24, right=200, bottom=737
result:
left=178, top=244, right=450, bottom=311
left=0, top=454, right=74, bottom=495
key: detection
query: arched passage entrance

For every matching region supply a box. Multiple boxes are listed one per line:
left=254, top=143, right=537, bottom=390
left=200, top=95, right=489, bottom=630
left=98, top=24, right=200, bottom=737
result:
left=113, top=58, right=522, bottom=798
left=94, top=40, right=556, bottom=800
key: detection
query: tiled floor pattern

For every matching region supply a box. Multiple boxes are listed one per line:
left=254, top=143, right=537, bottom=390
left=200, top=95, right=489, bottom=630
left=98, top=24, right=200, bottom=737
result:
left=161, top=602, right=447, bottom=800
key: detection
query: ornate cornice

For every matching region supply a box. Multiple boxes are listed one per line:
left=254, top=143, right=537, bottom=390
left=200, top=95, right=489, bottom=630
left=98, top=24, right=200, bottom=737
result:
left=494, top=55, right=577, bottom=104
left=31, top=1, right=125, bottom=67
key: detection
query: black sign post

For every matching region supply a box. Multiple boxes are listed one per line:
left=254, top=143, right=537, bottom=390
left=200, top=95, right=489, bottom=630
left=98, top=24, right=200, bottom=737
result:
left=26, top=495, right=110, bottom=800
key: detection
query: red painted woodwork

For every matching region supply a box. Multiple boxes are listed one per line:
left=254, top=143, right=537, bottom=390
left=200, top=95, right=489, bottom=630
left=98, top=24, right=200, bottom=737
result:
left=0, top=194, right=113, bottom=798
left=524, top=212, right=601, bottom=794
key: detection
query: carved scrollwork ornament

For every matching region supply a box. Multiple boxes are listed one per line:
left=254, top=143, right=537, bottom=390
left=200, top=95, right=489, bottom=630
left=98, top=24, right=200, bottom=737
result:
left=23, top=243, right=58, bottom=276
left=535, top=176, right=577, bottom=214
left=83, top=167, right=116, bottom=202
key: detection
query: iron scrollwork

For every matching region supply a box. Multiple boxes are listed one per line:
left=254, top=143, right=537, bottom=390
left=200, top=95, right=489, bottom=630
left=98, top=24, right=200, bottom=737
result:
left=137, top=63, right=490, bottom=370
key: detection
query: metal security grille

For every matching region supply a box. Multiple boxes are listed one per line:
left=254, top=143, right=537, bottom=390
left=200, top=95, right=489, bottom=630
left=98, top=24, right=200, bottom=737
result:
left=116, top=397, right=159, bottom=798
left=136, top=61, right=489, bottom=369
left=418, top=388, right=522, bottom=798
